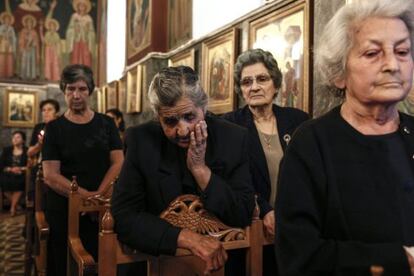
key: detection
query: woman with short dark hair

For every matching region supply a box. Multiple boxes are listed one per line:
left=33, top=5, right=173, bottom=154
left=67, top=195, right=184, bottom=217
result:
left=42, top=64, right=123, bottom=276
left=27, top=98, right=60, bottom=160
left=105, top=108, right=126, bottom=140
left=0, top=130, right=28, bottom=216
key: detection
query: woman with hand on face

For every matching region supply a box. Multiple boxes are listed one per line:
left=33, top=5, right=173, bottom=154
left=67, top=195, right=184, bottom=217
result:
left=223, top=48, right=309, bottom=275
left=276, top=0, right=414, bottom=275
left=0, top=131, right=28, bottom=216
left=112, top=66, right=255, bottom=276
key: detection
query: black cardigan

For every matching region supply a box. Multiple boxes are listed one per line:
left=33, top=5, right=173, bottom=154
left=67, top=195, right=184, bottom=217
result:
left=223, top=104, right=309, bottom=217
left=111, top=115, right=255, bottom=256
left=276, top=106, right=414, bottom=275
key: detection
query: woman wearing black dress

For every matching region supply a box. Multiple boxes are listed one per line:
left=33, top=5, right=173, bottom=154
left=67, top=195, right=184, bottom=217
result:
left=0, top=130, right=28, bottom=216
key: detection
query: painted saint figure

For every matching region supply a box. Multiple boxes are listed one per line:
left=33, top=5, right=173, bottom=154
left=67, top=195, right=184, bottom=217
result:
left=18, top=14, right=39, bottom=80
left=40, top=1, right=60, bottom=81
left=131, top=0, right=149, bottom=48
left=0, top=12, right=16, bottom=78
left=12, top=0, right=44, bottom=36
left=209, top=50, right=230, bottom=101
left=42, top=19, right=60, bottom=81
left=66, top=0, right=96, bottom=67
left=282, top=61, right=298, bottom=107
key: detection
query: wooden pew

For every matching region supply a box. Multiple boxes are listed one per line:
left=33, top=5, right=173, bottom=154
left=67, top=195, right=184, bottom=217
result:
left=32, top=163, right=49, bottom=276
left=66, top=176, right=114, bottom=276
left=24, top=159, right=34, bottom=276
left=97, top=194, right=268, bottom=276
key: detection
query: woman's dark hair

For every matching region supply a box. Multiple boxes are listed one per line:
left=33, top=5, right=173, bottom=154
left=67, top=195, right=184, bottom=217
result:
left=59, top=64, right=95, bottom=95
left=39, top=99, right=60, bottom=113
left=106, top=108, right=125, bottom=132
left=12, top=130, right=26, bottom=143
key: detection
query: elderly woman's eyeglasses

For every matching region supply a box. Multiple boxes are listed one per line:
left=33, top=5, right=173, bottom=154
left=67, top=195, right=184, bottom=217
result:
left=240, top=74, right=272, bottom=88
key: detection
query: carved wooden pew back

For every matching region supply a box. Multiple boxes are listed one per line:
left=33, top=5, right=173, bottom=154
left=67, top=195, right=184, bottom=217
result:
left=98, top=194, right=269, bottom=276
left=32, top=163, right=49, bottom=276
left=67, top=177, right=112, bottom=276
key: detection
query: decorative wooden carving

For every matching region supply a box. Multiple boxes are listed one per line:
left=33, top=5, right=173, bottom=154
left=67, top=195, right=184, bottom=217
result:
left=160, top=194, right=245, bottom=242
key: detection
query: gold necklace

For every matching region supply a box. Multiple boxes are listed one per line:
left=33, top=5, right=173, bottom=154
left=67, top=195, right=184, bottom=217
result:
left=255, top=116, right=276, bottom=150
left=261, top=132, right=273, bottom=150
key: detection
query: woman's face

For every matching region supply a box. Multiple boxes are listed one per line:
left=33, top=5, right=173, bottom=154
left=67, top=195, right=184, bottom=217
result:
left=240, top=62, right=276, bottom=108
left=158, top=97, right=205, bottom=148
left=336, top=17, right=414, bottom=107
left=64, top=80, right=90, bottom=113
left=42, top=103, right=58, bottom=123
left=12, top=133, right=24, bottom=146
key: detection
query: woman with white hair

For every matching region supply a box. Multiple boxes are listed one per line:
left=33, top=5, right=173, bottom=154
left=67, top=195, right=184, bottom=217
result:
left=112, top=66, right=255, bottom=275
left=275, top=0, right=414, bottom=275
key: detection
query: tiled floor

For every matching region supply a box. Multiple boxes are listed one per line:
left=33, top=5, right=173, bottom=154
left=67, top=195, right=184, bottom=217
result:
left=0, top=210, right=26, bottom=276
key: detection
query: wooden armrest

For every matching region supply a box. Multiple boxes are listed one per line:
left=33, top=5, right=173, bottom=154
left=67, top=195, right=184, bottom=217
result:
left=35, top=211, right=49, bottom=239
left=68, top=236, right=96, bottom=272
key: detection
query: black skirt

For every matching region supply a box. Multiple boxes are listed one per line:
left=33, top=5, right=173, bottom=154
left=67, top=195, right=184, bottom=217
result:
left=0, top=172, right=25, bottom=192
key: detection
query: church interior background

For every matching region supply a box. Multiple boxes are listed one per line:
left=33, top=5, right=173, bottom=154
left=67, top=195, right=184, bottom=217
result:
left=0, top=0, right=413, bottom=150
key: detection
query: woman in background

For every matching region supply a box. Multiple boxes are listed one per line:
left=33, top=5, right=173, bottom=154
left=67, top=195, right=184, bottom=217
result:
left=0, top=131, right=28, bottom=216
left=28, top=99, right=60, bottom=161
left=223, top=48, right=309, bottom=275
left=27, top=99, right=60, bottom=201
left=105, top=108, right=125, bottom=140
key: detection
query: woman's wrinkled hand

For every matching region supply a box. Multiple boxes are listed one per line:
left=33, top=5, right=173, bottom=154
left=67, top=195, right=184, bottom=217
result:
left=178, top=229, right=227, bottom=275
left=186, top=120, right=208, bottom=171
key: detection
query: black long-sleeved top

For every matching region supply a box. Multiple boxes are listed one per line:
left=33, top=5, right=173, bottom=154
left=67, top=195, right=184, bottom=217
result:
left=276, top=106, right=414, bottom=276
left=111, top=115, right=255, bottom=256
left=223, top=104, right=309, bottom=217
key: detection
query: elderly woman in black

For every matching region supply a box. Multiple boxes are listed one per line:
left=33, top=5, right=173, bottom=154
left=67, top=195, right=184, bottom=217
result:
left=223, top=48, right=308, bottom=275
left=112, top=66, right=255, bottom=275
left=276, top=0, right=414, bottom=275
left=0, top=130, right=28, bottom=216
left=42, top=64, right=123, bottom=276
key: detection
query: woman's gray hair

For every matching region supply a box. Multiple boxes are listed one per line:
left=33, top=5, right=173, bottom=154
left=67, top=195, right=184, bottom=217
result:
left=316, top=0, right=414, bottom=92
left=234, top=48, right=282, bottom=95
left=59, top=64, right=95, bottom=95
left=148, top=66, right=208, bottom=115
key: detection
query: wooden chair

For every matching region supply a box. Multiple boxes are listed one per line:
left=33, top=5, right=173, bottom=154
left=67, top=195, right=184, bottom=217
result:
left=98, top=194, right=268, bottom=276
left=370, top=266, right=384, bottom=276
left=66, top=177, right=113, bottom=276
left=0, top=184, right=3, bottom=211
left=32, top=163, right=50, bottom=276
left=24, top=160, right=35, bottom=276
